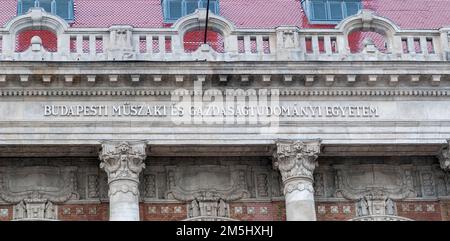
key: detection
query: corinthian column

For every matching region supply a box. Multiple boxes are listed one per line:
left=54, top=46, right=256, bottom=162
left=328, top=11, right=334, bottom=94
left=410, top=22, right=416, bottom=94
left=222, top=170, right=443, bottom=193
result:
left=99, top=141, right=147, bottom=221
left=273, top=140, right=321, bottom=221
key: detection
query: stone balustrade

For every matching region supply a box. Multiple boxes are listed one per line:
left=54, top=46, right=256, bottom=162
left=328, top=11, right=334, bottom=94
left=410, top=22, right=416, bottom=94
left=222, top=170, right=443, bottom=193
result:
left=0, top=8, right=448, bottom=62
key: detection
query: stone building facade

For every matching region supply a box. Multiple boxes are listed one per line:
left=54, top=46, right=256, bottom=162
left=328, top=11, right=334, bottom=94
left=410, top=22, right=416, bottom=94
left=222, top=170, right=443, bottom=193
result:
left=1, top=1, right=450, bottom=221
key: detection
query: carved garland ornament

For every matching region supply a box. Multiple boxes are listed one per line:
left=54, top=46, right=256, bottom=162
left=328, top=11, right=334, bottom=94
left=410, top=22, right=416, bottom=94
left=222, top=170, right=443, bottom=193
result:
left=284, top=180, right=315, bottom=194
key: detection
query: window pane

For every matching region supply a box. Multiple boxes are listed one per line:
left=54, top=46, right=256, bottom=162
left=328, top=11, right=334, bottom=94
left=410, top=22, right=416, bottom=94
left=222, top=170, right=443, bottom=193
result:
left=56, top=0, right=69, bottom=19
left=185, top=0, right=198, bottom=14
left=210, top=1, right=219, bottom=14
left=38, top=0, right=53, bottom=13
left=345, top=2, right=360, bottom=16
left=22, top=0, right=36, bottom=14
left=199, top=0, right=207, bottom=8
left=164, top=0, right=220, bottom=22
left=311, top=1, right=327, bottom=21
left=168, top=0, right=182, bottom=20
left=329, top=2, right=343, bottom=20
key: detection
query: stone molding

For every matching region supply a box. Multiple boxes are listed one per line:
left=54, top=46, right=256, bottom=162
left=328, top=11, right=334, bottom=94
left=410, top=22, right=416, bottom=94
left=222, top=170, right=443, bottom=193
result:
left=284, top=179, right=315, bottom=194
left=2, top=88, right=450, bottom=97
left=99, top=141, right=147, bottom=185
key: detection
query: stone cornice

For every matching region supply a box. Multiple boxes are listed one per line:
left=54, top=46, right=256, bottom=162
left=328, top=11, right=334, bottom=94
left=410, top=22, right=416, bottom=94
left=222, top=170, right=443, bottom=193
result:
left=1, top=88, right=450, bottom=97
left=0, top=61, right=450, bottom=75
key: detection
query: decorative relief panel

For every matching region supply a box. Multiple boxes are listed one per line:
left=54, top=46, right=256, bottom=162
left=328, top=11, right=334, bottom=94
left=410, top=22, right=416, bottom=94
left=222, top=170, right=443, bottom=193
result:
left=0, top=166, right=79, bottom=203
left=87, top=174, right=100, bottom=199
left=187, top=199, right=230, bottom=220
left=333, top=164, right=416, bottom=200
left=143, top=174, right=157, bottom=198
left=256, top=173, right=269, bottom=198
left=165, top=165, right=250, bottom=202
left=421, top=172, right=435, bottom=196
left=13, top=199, right=57, bottom=221
left=314, top=173, right=325, bottom=197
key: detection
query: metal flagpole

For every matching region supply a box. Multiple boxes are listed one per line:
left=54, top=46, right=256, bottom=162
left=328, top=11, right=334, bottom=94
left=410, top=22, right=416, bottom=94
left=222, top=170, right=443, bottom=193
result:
left=204, top=0, right=211, bottom=44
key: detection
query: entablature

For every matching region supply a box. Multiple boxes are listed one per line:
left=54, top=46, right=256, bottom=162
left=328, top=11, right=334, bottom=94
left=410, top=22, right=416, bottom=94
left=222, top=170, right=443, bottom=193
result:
left=0, top=61, right=449, bottom=91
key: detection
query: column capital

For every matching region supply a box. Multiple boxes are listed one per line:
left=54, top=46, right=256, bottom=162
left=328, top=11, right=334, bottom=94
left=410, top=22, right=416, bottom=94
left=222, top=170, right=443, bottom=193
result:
left=273, top=140, right=321, bottom=184
left=438, top=140, right=450, bottom=171
left=99, top=141, right=147, bottom=184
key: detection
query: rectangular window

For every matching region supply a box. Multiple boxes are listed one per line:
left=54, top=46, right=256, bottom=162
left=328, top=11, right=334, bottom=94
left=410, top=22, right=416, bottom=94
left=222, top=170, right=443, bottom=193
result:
left=306, top=0, right=361, bottom=23
left=163, top=0, right=220, bottom=22
left=18, top=0, right=74, bottom=21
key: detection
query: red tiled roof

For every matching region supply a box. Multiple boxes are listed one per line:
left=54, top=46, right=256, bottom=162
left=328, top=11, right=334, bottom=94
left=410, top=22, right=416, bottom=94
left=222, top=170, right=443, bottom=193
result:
left=0, top=0, right=450, bottom=30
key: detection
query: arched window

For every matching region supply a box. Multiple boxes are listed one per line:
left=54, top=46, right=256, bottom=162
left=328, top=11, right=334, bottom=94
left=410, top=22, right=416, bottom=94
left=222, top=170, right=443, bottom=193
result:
left=163, top=0, right=220, bottom=22
left=17, top=0, right=74, bottom=21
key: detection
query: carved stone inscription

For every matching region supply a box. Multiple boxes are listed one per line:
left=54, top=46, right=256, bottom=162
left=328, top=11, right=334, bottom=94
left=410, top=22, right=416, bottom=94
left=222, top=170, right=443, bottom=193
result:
left=43, top=104, right=379, bottom=118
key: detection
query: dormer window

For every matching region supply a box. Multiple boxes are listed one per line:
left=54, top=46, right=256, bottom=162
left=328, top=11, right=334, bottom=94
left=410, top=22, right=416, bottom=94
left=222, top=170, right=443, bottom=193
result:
left=17, top=0, right=74, bottom=21
left=163, top=0, right=220, bottom=23
left=302, top=0, right=361, bottom=24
